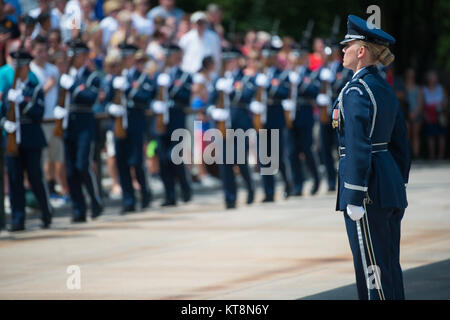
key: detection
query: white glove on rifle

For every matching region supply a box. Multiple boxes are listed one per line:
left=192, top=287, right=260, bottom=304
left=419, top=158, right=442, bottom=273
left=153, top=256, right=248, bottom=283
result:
left=60, top=74, right=75, bottom=90
left=3, top=120, right=17, bottom=133
left=157, top=73, right=171, bottom=87
left=255, top=73, right=269, bottom=88
left=249, top=101, right=266, bottom=115
left=152, top=100, right=168, bottom=114
left=319, top=67, right=335, bottom=83
left=53, top=106, right=68, bottom=119
left=216, top=78, right=233, bottom=94
left=107, top=104, right=126, bottom=117
left=289, top=71, right=300, bottom=84
left=112, top=76, right=128, bottom=91
left=316, top=93, right=331, bottom=107
left=346, top=204, right=365, bottom=221
left=210, top=107, right=229, bottom=121
left=281, top=99, right=295, bottom=111
left=7, top=89, right=24, bottom=104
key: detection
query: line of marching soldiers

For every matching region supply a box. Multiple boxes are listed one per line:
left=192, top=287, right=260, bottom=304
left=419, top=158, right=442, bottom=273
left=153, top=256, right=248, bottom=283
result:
left=1, top=35, right=353, bottom=231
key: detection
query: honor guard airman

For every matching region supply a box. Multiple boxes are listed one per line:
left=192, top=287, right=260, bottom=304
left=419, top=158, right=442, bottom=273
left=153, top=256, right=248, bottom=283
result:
left=286, top=48, right=321, bottom=196
left=58, top=39, right=103, bottom=223
left=335, top=15, right=411, bottom=300
left=209, top=47, right=255, bottom=209
left=108, top=46, right=154, bottom=214
left=253, top=37, right=292, bottom=202
left=153, top=44, right=192, bottom=207
left=1, top=49, right=53, bottom=231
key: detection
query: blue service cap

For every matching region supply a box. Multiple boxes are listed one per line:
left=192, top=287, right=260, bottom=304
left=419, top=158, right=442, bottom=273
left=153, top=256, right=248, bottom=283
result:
left=118, top=42, right=138, bottom=57
left=340, top=15, right=396, bottom=47
left=67, top=38, right=89, bottom=57
left=10, top=49, right=34, bottom=67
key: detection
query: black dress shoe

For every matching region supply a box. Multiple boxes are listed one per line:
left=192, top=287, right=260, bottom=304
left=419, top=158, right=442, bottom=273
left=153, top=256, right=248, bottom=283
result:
left=226, top=202, right=236, bottom=209
left=182, top=191, right=192, bottom=203
left=141, top=192, right=152, bottom=209
left=328, top=186, right=336, bottom=192
left=161, top=199, right=176, bottom=207
left=311, top=180, right=320, bottom=195
left=120, top=205, right=136, bottom=215
left=40, top=222, right=51, bottom=229
left=262, top=195, right=275, bottom=203
left=71, top=216, right=87, bottom=223
left=247, top=190, right=254, bottom=204
left=284, top=184, right=292, bottom=199
left=92, top=206, right=103, bottom=219
left=293, top=190, right=303, bottom=197
left=9, top=224, right=25, bottom=232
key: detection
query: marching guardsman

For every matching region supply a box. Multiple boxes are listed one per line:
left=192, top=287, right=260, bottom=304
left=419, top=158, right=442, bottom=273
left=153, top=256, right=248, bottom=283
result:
left=286, top=47, right=321, bottom=196
left=209, top=47, right=255, bottom=209
left=58, top=39, right=103, bottom=223
left=316, top=46, right=338, bottom=192
left=335, top=15, right=410, bottom=300
left=1, top=49, right=53, bottom=231
left=252, top=37, right=292, bottom=202
left=108, top=48, right=154, bottom=213
left=153, top=44, right=192, bottom=207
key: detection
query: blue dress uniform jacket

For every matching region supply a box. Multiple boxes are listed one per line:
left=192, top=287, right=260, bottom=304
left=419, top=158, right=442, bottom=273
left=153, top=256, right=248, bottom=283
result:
left=228, top=70, right=256, bottom=130
left=166, top=66, right=192, bottom=135
left=1, top=74, right=47, bottom=149
left=334, top=65, right=410, bottom=210
left=1, top=72, right=52, bottom=228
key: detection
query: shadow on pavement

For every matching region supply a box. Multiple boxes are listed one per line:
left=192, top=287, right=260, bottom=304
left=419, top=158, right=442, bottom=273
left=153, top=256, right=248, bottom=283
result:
left=301, top=259, right=450, bottom=300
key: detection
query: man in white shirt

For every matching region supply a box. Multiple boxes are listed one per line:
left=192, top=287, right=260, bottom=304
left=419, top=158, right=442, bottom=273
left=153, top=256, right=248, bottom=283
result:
left=30, top=35, right=69, bottom=201
left=179, top=11, right=221, bottom=75
left=132, top=0, right=154, bottom=37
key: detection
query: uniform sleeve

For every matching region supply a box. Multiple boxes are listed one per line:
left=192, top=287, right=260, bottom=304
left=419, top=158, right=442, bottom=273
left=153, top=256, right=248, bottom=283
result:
left=131, top=78, right=155, bottom=105
left=389, top=106, right=411, bottom=184
left=73, top=73, right=100, bottom=104
left=22, top=86, right=45, bottom=120
left=341, top=84, right=373, bottom=206
left=270, top=76, right=290, bottom=100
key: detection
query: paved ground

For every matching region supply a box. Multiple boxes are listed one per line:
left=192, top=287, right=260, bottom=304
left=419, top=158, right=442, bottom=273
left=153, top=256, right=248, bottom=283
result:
left=0, top=163, right=449, bottom=299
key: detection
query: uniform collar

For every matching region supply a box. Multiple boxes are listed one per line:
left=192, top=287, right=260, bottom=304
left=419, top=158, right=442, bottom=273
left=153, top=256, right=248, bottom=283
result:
left=352, top=65, right=377, bottom=80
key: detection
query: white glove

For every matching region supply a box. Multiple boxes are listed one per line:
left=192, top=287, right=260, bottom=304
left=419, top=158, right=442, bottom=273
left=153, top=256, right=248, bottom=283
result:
left=316, top=93, right=331, bottom=107
left=211, top=107, right=229, bottom=121
left=319, top=68, right=335, bottom=83
left=53, top=106, right=68, bottom=119
left=249, top=101, right=266, bottom=114
left=60, top=74, right=75, bottom=90
left=216, top=78, right=233, bottom=94
left=7, top=89, right=24, bottom=104
left=3, top=120, right=17, bottom=133
left=107, top=104, right=126, bottom=117
left=282, top=99, right=295, bottom=111
left=193, top=73, right=206, bottom=85
left=152, top=100, right=167, bottom=114
left=112, top=76, right=128, bottom=91
left=255, top=73, right=269, bottom=88
left=289, top=71, right=300, bottom=84
left=157, top=73, right=171, bottom=87
left=346, top=204, right=365, bottom=221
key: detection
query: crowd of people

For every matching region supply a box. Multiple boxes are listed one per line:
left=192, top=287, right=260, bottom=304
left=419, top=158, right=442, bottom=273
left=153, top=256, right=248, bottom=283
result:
left=0, top=0, right=448, bottom=232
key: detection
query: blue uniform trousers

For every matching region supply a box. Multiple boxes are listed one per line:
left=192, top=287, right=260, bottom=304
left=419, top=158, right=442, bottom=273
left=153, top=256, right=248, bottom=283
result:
left=115, top=128, right=150, bottom=208
left=64, top=116, right=102, bottom=218
left=220, top=138, right=253, bottom=205
left=157, top=136, right=191, bottom=203
left=7, top=148, right=52, bottom=226
left=320, top=122, right=338, bottom=189
left=287, top=121, right=319, bottom=194
left=344, top=206, right=405, bottom=300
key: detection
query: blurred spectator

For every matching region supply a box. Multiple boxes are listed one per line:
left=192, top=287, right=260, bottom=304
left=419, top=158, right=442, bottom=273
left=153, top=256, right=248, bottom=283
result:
left=241, top=30, right=257, bottom=56
left=191, top=56, right=217, bottom=186
left=99, top=0, right=122, bottom=50
left=147, top=0, right=184, bottom=25
left=30, top=0, right=62, bottom=30
left=179, top=11, right=221, bottom=75
left=30, top=35, right=69, bottom=201
left=109, top=10, right=136, bottom=49
left=175, top=15, right=191, bottom=41
left=205, top=3, right=222, bottom=33
left=0, top=0, right=20, bottom=66
left=404, top=68, right=423, bottom=159
left=308, top=37, right=324, bottom=71
left=4, top=0, right=21, bottom=24
left=423, top=70, right=449, bottom=160
left=132, top=0, right=154, bottom=38
left=48, top=29, right=63, bottom=56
